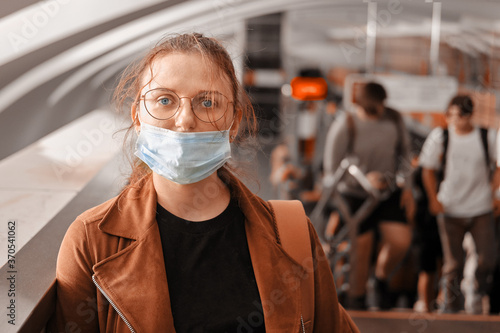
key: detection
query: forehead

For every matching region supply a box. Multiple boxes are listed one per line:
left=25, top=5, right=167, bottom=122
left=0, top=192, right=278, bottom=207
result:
left=142, top=52, right=232, bottom=96
left=447, top=105, right=461, bottom=115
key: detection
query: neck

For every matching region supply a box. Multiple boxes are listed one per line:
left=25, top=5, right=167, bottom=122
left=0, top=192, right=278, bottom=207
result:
left=453, top=123, right=474, bottom=135
left=356, top=105, right=384, bottom=120
left=153, top=171, right=231, bottom=221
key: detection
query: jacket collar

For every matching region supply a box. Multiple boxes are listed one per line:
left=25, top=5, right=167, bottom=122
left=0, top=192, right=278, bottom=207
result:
left=98, top=174, right=158, bottom=240
left=96, top=169, right=272, bottom=241
left=93, top=169, right=304, bottom=332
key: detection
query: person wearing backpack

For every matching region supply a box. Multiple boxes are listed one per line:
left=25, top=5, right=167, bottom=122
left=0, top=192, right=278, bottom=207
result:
left=323, top=81, right=415, bottom=310
left=419, top=94, right=499, bottom=314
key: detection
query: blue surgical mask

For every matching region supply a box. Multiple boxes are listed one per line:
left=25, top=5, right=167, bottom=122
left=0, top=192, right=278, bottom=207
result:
left=135, top=122, right=232, bottom=184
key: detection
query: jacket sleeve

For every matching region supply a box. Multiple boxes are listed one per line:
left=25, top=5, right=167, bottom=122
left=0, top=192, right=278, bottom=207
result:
left=47, top=218, right=100, bottom=333
left=308, top=220, right=360, bottom=333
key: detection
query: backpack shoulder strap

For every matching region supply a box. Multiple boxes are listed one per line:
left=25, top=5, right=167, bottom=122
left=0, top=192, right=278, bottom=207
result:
left=268, top=200, right=314, bottom=327
left=346, top=112, right=356, bottom=154
left=480, top=127, right=490, bottom=167
left=441, top=127, right=449, bottom=172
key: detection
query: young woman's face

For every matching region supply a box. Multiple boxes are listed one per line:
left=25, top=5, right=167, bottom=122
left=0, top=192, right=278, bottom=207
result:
left=136, top=52, right=236, bottom=133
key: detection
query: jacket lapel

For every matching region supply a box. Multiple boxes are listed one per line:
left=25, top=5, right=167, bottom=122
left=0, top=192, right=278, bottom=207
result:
left=93, top=176, right=176, bottom=332
left=93, top=223, right=175, bottom=332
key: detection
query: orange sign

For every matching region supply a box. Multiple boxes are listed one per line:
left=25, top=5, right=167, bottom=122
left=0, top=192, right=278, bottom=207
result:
left=290, top=77, right=328, bottom=101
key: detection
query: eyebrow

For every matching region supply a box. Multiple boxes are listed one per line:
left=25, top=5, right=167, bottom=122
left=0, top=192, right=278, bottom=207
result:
left=194, top=90, right=224, bottom=95
left=147, top=86, right=224, bottom=94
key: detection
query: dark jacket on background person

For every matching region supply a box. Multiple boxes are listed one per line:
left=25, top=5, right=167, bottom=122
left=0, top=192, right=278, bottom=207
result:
left=47, top=169, right=359, bottom=333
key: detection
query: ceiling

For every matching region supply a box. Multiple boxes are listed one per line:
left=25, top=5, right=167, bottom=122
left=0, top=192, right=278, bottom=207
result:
left=284, top=0, right=500, bottom=69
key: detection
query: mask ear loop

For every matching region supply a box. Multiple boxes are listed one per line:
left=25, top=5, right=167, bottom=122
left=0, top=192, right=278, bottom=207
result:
left=228, top=118, right=237, bottom=142
left=228, top=108, right=242, bottom=142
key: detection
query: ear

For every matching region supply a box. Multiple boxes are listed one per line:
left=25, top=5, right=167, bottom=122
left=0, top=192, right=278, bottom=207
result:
left=131, top=101, right=140, bottom=132
left=229, top=110, right=243, bottom=142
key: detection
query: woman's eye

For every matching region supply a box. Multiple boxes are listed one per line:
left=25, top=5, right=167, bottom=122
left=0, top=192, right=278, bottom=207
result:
left=158, top=97, right=171, bottom=106
left=202, top=99, right=213, bottom=108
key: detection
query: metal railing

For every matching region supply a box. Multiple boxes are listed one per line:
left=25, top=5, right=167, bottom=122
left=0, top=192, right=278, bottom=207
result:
left=310, top=157, right=389, bottom=296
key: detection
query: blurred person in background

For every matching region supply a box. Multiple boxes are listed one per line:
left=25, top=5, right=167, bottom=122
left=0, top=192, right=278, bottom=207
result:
left=419, top=94, right=499, bottom=314
left=411, top=162, right=443, bottom=313
left=297, top=101, right=319, bottom=165
left=489, top=131, right=500, bottom=314
left=323, top=81, right=415, bottom=310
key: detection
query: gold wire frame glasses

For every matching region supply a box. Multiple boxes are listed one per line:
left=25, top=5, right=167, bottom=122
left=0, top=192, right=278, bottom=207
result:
left=139, top=88, right=233, bottom=123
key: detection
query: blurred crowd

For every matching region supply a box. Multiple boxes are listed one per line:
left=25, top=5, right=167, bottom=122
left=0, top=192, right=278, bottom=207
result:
left=271, top=81, right=500, bottom=315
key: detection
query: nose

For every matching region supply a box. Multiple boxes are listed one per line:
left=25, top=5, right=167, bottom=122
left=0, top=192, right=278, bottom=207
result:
left=174, top=97, right=196, bottom=131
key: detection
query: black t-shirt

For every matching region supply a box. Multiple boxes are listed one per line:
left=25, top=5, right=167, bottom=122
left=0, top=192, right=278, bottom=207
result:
left=156, top=198, right=266, bottom=333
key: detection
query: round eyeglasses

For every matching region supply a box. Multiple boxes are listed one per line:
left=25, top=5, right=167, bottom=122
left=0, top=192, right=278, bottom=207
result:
left=139, top=88, right=233, bottom=123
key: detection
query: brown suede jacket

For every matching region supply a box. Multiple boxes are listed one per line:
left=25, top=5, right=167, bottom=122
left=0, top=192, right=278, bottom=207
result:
left=48, top=170, right=359, bottom=333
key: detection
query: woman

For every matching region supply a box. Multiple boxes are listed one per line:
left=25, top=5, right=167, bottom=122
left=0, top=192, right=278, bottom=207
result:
left=48, top=33, right=358, bottom=332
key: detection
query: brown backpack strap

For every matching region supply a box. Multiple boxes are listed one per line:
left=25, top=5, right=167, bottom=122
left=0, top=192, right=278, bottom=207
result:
left=268, top=200, right=314, bottom=328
